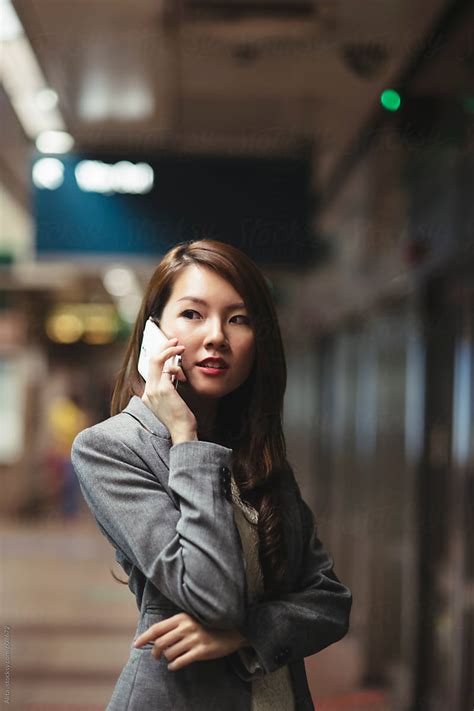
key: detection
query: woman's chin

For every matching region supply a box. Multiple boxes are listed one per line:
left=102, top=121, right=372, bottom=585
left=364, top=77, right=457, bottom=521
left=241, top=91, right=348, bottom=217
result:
left=185, top=378, right=229, bottom=398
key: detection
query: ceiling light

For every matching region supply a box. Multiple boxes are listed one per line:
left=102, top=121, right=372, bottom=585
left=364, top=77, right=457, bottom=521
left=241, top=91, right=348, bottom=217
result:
left=103, top=266, right=136, bottom=297
left=75, top=160, right=154, bottom=194
left=0, top=7, right=68, bottom=141
left=36, top=130, right=74, bottom=154
left=78, top=74, right=154, bottom=121
left=35, top=88, right=59, bottom=112
left=32, top=158, right=65, bottom=189
left=0, top=0, right=23, bottom=41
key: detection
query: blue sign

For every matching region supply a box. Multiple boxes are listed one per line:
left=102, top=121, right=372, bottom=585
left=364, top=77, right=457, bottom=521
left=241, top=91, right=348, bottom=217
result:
left=33, top=152, right=312, bottom=266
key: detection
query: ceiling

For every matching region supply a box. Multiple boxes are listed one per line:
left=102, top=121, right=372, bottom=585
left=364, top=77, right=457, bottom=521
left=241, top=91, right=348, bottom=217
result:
left=3, top=0, right=450, bottom=213
left=410, top=0, right=474, bottom=95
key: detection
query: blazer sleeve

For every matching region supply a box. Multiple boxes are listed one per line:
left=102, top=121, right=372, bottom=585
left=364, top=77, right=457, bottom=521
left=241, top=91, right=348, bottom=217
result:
left=227, top=494, right=352, bottom=679
left=71, top=427, right=247, bottom=630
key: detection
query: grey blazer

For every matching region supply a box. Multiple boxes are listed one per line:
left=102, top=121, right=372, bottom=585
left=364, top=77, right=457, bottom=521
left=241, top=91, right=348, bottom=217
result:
left=71, top=395, right=352, bottom=710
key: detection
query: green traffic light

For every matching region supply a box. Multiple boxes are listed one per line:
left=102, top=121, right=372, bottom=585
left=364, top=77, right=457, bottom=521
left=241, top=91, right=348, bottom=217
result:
left=380, top=89, right=401, bottom=112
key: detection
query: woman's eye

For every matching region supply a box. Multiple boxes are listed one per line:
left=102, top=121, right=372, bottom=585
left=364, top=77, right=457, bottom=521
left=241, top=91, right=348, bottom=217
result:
left=181, top=310, right=199, bottom=319
left=180, top=310, right=249, bottom=324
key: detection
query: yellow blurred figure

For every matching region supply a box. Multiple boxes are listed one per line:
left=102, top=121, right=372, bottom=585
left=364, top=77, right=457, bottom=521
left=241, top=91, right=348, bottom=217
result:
left=46, top=395, right=90, bottom=518
left=48, top=396, right=89, bottom=458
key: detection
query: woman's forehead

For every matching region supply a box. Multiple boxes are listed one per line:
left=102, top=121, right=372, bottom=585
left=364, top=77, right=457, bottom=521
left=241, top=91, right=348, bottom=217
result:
left=169, top=264, right=244, bottom=304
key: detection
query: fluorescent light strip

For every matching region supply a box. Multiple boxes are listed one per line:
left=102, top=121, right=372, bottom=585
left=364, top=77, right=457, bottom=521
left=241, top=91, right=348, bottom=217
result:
left=0, top=0, right=22, bottom=41
left=0, top=0, right=72, bottom=147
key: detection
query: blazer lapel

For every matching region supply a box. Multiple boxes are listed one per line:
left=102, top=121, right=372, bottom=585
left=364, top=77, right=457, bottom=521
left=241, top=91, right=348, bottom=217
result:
left=122, top=395, right=172, bottom=441
left=122, top=395, right=178, bottom=504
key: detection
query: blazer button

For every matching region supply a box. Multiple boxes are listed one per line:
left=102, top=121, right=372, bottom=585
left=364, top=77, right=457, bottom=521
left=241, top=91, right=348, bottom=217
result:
left=220, top=465, right=230, bottom=475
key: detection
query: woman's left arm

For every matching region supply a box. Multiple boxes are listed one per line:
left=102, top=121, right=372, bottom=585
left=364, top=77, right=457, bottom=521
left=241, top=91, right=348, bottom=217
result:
left=228, top=496, right=353, bottom=680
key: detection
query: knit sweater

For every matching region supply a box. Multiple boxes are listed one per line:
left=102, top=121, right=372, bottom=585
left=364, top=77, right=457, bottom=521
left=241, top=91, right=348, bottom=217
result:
left=230, top=474, right=295, bottom=711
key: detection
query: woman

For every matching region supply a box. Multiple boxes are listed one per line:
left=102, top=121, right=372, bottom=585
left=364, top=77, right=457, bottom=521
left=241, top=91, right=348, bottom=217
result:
left=71, top=239, right=352, bottom=710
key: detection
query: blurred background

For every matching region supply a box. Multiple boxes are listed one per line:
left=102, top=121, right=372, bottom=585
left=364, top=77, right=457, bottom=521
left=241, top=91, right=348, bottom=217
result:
left=0, top=0, right=473, bottom=709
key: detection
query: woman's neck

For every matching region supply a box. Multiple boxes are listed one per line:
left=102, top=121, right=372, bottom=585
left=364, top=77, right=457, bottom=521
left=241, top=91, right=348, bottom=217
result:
left=198, top=422, right=223, bottom=445
left=177, top=383, right=219, bottom=441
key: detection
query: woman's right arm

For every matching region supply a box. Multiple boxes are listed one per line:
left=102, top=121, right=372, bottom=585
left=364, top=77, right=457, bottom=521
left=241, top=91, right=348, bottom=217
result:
left=71, top=426, right=247, bottom=630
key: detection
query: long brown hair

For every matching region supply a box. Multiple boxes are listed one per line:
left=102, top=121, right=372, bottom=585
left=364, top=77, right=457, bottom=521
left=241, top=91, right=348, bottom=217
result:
left=110, top=238, right=293, bottom=601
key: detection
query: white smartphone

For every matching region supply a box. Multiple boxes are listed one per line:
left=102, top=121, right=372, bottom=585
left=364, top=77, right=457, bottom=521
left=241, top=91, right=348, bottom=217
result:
left=138, top=318, right=182, bottom=389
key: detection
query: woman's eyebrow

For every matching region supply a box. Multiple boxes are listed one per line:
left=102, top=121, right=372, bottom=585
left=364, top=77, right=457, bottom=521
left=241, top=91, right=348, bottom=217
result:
left=176, top=296, right=247, bottom=310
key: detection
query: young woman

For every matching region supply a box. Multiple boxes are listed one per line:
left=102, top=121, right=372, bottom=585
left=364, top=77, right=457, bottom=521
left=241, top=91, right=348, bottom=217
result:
left=71, top=239, right=352, bottom=710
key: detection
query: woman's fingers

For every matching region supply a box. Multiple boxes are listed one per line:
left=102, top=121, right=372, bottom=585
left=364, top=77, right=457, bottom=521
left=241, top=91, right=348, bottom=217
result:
left=149, top=626, right=190, bottom=655
left=153, top=344, right=185, bottom=366
left=134, top=615, right=182, bottom=647
left=147, top=345, right=185, bottom=386
left=168, top=648, right=200, bottom=671
left=133, top=613, right=201, bottom=667
left=154, top=636, right=192, bottom=662
left=162, top=363, right=187, bottom=382
left=133, top=613, right=243, bottom=672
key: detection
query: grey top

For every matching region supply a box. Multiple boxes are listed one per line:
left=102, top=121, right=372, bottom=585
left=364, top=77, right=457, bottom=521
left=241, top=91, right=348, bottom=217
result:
left=71, top=395, right=352, bottom=710
left=230, top=476, right=295, bottom=710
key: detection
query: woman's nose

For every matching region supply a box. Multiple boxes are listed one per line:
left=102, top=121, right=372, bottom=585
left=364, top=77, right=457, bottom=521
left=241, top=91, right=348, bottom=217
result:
left=204, top=321, right=228, bottom=347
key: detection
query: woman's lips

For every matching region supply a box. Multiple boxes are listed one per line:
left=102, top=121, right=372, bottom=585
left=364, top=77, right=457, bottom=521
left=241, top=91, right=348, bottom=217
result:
left=196, top=364, right=229, bottom=376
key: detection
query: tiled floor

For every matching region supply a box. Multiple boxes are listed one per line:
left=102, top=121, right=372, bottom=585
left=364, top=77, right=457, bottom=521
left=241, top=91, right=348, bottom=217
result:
left=1, top=515, right=135, bottom=708
left=1, top=515, right=389, bottom=710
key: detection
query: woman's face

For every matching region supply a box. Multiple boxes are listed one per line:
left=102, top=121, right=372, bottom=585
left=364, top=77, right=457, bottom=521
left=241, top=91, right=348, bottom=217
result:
left=157, top=264, right=256, bottom=399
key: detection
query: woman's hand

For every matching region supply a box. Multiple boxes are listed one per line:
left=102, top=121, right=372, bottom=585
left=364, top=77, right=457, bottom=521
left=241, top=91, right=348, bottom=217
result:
left=141, top=338, right=198, bottom=441
left=133, top=612, right=249, bottom=671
